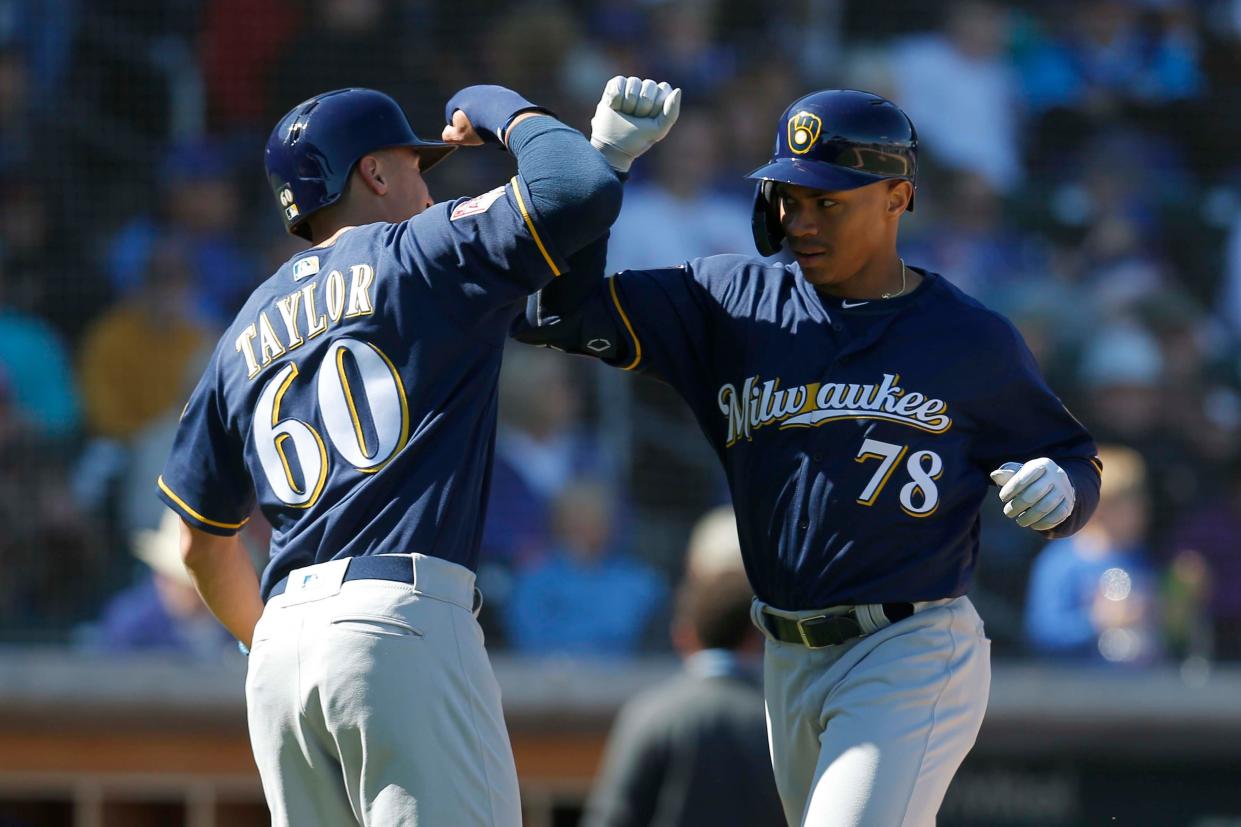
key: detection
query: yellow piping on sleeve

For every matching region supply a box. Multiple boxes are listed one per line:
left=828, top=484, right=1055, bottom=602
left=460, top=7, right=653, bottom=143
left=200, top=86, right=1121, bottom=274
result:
left=158, top=476, right=250, bottom=531
left=1089, top=456, right=1103, bottom=476
left=609, top=277, right=642, bottom=371
left=509, top=176, right=561, bottom=277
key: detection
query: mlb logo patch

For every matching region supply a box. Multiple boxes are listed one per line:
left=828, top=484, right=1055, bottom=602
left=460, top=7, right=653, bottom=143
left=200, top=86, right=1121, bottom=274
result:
left=451, top=186, right=506, bottom=221
left=279, top=186, right=300, bottom=222
left=282, top=558, right=350, bottom=605
left=293, top=256, right=320, bottom=281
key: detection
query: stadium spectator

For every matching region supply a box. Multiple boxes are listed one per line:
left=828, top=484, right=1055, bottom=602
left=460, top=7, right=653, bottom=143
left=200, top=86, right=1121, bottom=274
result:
left=201, top=0, right=301, bottom=130
left=0, top=174, right=103, bottom=343
left=1168, top=456, right=1241, bottom=660
left=643, top=0, right=737, bottom=102
left=1076, top=322, right=1203, bottom=545
left=899, top=171, right=1048, bottom=300
left=106, top=139, right=258, bottom=326
left=683, top=505, right=743, bottom=583
left=1025, top=445, right=1162, bottom=664
left=79, top=238, right=212, bottom=441
left=0, top=364, right=104, bottom=636
left=583, top=566, right=783, bottom=827
left=505, top=481, right=666, bottom=657
left=484, top=4, right=582, bottom=115
left=606, top=111, right=756, bottom=273
left=0, top=0, right=76, bottom=106
left=266, top=0, right=407, bottom=121
left=90, top=508, right=236, bottom=656
left=1017, top=0, right=1203, bottom=114
left=890, top=1, right=1023, bottom=192
left=482, top=345, right=617, bottom=569
left=118, top=344, right=212, bottom=536
left=0, top=255, right=80, bottom=440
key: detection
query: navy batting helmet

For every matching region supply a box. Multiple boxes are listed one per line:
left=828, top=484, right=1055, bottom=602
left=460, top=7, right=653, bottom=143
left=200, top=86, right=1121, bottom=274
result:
left=265, top=88, right=457, bottom=240
left=747, top=90, right=918, bottom=256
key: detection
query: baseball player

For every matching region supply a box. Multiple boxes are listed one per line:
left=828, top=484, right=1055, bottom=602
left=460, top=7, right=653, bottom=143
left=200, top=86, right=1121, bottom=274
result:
left=522, top=89, right=1102, bottom=825
left=155, top=82, right=675, bottom=826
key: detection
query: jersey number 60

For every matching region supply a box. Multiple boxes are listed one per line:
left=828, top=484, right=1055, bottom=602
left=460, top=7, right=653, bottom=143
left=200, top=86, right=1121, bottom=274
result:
left=253, top=337, right=410, bottom=507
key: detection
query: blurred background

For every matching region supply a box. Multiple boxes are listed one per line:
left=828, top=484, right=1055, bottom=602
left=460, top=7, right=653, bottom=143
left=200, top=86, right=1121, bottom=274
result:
left=0, top=0, right=1240, bottom=824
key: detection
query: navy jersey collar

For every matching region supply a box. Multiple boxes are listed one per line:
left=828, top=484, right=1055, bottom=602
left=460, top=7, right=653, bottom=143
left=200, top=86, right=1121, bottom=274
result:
left=792, top=264, right=941, bottom=321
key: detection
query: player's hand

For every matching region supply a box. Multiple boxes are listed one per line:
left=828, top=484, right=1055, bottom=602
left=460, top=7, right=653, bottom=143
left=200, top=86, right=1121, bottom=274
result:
left=590, top=76, right=682, bottom=173
left=990, top=458, right=1076, bottom=531
left=441, top=110, right=485, bottom=147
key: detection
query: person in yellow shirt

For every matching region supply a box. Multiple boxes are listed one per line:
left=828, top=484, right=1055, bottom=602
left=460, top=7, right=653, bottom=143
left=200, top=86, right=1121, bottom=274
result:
left=78, top=238, right=212, bottom=441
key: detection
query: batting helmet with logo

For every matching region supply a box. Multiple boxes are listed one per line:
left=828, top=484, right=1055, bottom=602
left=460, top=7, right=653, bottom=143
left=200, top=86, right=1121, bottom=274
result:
left=265, top=88, right=457, bottom=240
left=747, top=90, right=918, bottom=256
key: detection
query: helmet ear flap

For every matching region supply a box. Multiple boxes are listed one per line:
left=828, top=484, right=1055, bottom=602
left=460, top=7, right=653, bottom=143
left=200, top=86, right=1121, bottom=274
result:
left=751, top=180, right=784, bottom=257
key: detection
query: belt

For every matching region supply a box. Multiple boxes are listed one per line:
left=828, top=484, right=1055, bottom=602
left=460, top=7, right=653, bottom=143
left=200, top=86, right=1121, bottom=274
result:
left=267, top=555, right=415, bottom=602
left=762, top=602, right=914, bottom=649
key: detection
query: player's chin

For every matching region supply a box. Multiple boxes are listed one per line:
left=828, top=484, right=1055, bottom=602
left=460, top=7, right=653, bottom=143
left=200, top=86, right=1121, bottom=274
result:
left=793, top=253, right=834, bottom=283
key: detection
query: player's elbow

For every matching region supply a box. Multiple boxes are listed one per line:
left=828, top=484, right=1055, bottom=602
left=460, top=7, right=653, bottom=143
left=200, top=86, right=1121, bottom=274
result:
left=581, top=163, right=624, bottom=230
left=179, top=524, right=206, bottom=573
left=178, top=520, right=224, bottom=575
left=556, top=159, right=622, bottom=246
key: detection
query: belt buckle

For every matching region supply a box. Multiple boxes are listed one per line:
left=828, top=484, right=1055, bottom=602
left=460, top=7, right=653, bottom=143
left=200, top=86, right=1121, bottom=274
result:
left=796, top=614, right=831, bottom=649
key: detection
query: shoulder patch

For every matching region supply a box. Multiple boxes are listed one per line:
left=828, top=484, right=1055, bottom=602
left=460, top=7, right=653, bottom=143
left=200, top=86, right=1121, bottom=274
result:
left=451, top=186, right=507, bottom=221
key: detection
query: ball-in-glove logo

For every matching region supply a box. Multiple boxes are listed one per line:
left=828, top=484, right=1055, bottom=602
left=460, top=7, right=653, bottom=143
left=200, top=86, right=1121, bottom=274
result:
left=788, top=111, right=822, bottom=155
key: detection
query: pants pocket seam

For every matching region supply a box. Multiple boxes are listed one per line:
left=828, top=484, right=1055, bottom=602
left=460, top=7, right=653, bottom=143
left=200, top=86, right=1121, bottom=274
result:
left=329, top=614, right=423, bottom=638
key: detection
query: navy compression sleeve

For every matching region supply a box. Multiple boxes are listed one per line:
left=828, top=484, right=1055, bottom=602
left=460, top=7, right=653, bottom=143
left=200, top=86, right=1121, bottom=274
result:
left=506, top=116, right=622, bottom=257
left=1041, top=458, right=1101, bottom=539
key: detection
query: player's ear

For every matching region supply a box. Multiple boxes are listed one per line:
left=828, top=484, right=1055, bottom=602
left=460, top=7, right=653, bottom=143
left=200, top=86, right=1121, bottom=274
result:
left=356, top=155, right=388, bottom=196
left=886, top=181, right=912, bottom=217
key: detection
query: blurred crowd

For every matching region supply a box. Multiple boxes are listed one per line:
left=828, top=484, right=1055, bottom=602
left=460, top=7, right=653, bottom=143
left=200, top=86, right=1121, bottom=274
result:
left=0, top=0, right=1239, bottom=666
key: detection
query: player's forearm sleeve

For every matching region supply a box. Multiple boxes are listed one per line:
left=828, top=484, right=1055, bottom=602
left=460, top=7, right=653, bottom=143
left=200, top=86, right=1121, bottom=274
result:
left=512, top=235, right=632, bottom=363
left=1041, top=457, right=1101, bottom=539
left=506, top=116, right=623, bottom=256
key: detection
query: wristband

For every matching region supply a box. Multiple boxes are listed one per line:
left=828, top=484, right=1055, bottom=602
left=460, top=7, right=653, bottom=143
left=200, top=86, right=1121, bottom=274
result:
left=445, top=85, right=550, bottom=145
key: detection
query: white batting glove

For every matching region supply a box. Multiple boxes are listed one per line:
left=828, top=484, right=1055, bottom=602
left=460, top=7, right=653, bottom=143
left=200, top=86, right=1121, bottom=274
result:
left=590, top=75, right=682, bottom=173
left=990, top=458, right=1076, bottom=531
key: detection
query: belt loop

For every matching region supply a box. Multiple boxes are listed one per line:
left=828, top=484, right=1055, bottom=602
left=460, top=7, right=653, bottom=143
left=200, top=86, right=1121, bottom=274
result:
left=409, top=553, right=418, bottom=595
left=854, top=604, right=889, bottom=635
left=750, top=598, right=773, bottom=642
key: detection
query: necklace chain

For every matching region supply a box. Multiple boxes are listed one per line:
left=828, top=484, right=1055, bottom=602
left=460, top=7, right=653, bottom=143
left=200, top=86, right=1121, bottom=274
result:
left=880, top=259, right=908, bottom=300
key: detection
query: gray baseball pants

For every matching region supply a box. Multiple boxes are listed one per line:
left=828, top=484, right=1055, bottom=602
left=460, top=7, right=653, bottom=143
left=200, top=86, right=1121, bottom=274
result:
left=754, top=596, right=991, bottom=827
left=245, top=554, right=521, bottom=826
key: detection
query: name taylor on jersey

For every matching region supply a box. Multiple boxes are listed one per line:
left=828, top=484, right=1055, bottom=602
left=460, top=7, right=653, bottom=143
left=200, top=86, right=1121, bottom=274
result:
left=233, top=260, right=379, bottom=379
left=717, top=372, right=953, bottom=447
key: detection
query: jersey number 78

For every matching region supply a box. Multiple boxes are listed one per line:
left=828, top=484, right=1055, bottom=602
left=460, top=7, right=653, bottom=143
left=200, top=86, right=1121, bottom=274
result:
left=854, top=438, right=943, bottom=517
left=253, top=337, right=410, bottom=507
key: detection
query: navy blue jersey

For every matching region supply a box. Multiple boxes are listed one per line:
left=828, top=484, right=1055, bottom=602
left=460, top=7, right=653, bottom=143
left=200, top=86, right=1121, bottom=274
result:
left=524, top=256, right=1101, bottom=611
left=158, top=175, right=567, bottom=599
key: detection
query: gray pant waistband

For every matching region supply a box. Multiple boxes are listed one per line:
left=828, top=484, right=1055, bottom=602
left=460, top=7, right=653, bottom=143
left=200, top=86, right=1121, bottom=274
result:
left=751, top=597, right=956, bottom=641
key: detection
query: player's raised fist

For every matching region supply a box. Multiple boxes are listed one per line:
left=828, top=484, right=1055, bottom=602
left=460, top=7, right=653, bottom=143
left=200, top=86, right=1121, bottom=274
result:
left=441, top=110, right=484, bottom=147
left=591, top=75, right=682, bottom=173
